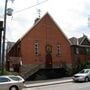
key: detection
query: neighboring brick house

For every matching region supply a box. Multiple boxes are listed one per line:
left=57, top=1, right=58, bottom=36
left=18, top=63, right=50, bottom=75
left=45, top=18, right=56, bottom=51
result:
left=6, top=13, right=90, bottom=75
left=70, top=35, right=90, bottom=72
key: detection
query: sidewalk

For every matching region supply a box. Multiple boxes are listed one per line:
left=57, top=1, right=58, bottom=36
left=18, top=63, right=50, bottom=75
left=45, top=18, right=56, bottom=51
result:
left=24, top=77, right=73, bottom=88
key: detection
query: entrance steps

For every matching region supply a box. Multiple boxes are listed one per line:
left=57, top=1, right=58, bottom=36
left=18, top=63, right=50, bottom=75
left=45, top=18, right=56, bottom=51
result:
left=20, top=64, right=41, bottom=79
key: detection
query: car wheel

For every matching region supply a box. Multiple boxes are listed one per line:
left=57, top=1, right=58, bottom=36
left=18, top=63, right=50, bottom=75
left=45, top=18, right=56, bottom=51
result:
left=85, top=77, right=89, bottom=82
left=9, top=86, right=19, bottom=90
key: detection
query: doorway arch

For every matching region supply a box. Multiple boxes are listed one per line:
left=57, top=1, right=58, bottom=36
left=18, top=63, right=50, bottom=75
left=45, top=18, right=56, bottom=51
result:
left=45, top=44, right=52, bottom=68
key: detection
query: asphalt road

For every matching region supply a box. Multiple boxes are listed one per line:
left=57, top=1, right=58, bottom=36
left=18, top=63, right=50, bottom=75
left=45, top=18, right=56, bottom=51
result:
left=23, top=81, right=90, bottom=90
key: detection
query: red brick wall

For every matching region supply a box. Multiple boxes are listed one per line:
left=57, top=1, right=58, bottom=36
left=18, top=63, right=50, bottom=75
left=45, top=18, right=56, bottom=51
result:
left=21, top=13, right=72, bottom=66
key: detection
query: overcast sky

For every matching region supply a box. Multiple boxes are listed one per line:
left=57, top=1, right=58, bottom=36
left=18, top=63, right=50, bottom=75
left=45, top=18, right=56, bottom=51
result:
left=0, top=0, right=90, bottom=42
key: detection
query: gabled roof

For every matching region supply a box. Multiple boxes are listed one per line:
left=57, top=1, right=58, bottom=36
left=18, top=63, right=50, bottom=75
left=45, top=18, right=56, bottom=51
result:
left=6, top=42, right=15, bottom=53
left=78, top=35, right=89, bottom=45
left=69, top=37, right=78, bottom=45
left=19, top=12, right=71, bottom=44
left=7, top=39, right=21, bottom=53
left=69, top=35, right=90, bottom=46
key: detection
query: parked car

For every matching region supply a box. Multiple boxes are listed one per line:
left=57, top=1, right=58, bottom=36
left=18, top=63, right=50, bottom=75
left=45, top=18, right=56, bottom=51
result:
left=72, top=69, right=90, bottom=82
left=0, top=75, right=24, bottom=90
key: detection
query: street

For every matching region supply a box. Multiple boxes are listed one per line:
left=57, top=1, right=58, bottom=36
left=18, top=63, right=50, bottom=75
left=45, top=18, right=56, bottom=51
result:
left=23, top=81, right=90, bottom=90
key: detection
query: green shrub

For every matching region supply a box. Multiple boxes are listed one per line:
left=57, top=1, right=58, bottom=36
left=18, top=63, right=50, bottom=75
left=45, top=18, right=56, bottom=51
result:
left=84, top=60, right=90, bottom=68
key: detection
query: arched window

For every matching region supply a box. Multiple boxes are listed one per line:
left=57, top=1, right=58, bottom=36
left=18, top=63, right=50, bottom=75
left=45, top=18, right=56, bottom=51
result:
left=57, top=44, right=61, bottom=55
left=34, top=41, right=39, bottom=55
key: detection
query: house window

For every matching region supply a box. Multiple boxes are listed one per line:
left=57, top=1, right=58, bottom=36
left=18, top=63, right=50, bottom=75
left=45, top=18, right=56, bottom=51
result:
left=79, top=47, right=85, bottom=54
left=57, top=44, right=61, bottom=55
left=34, top=41, right=39, bottom=55
left=76, top=48, right=79, bottom=54
left=86, top=48, right=90, bottom=54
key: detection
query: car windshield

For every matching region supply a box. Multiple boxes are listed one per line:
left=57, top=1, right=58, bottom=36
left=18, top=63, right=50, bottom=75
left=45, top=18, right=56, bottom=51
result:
left=9, top=76, right=22, bottom=81
left=79, top=69, right=89, bottom=73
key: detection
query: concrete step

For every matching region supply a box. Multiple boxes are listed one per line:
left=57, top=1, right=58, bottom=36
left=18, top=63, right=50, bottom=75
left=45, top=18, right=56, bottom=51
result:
left=20, top=64, right=41, bottom=79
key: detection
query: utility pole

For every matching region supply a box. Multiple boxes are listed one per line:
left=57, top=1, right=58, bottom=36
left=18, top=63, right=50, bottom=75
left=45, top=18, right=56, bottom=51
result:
left=1, top=0, right=14, bottom=74
left=0, top=21, right=3, bottom=69
left=1, top=0, right=8, bottom=74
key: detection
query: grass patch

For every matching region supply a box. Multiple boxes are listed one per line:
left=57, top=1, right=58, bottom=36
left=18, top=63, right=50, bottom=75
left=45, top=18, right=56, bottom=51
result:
left=0, top=69, right=19, bottom=76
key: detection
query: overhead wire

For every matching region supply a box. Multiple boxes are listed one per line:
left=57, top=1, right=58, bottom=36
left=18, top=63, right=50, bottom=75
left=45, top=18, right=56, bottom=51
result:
left=13, top=0, right=48, bottom=14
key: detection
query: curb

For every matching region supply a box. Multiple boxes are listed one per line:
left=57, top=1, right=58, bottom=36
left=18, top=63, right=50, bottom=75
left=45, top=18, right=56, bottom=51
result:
left=24, top=79, right=72, bottom=88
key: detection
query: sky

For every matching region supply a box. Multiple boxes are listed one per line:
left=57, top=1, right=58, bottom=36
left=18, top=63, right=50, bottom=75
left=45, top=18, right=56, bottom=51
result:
left=0, top=0, right=90, bottom=42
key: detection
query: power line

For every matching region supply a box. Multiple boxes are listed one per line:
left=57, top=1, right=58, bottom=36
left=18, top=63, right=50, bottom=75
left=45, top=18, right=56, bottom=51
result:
left=14, top=0, right=48, bottom=14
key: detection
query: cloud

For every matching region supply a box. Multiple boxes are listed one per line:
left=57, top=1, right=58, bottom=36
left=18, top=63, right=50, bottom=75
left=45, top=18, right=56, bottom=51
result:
left=6, top=16, right=32, bottom=41
left=0, top=0, right=90, bottom=41
left=47, top=0, right=90, bottom=38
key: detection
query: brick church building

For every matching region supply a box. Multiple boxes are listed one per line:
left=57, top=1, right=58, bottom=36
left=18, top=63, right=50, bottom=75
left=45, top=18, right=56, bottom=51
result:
left=6, top=13, right=90, bottom=77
